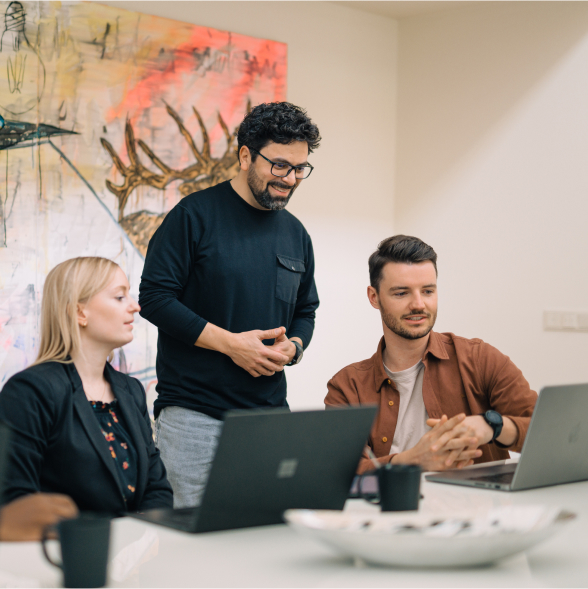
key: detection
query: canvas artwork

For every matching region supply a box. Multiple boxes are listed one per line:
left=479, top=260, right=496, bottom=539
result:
left=0, top=1, right=287, bottom=406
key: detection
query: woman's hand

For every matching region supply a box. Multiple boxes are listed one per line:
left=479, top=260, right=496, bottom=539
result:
left=0, top=493, right=78, bottom=542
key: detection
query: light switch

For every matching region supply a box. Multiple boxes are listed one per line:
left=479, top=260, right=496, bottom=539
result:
left=561, top=313, right=578, bottom=329
left=544, top=311, right=588, bottom=332
left=544, top=312, right=561, bottom=330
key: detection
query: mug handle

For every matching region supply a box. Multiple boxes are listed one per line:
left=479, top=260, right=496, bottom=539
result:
left=358, top=472, right=380, bottom=505
left=41, top=524, right=63, bottom=569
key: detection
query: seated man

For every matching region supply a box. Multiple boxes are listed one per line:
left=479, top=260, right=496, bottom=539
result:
left=325, top=235, right=537, bottom=474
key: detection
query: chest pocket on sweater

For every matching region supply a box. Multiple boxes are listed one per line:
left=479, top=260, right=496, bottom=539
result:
left=276, top=255, right=305, bottom=304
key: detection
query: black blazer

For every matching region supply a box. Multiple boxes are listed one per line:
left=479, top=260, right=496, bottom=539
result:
left=0, top=361, right=173, bottom=515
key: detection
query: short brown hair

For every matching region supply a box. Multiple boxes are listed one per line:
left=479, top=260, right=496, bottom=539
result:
left=369, top=235, right=437, bottom=291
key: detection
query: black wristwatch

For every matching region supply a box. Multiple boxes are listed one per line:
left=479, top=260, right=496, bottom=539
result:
left=286, top=340, right=304, bottom=366
left=481, top=410, right=503, bottom=442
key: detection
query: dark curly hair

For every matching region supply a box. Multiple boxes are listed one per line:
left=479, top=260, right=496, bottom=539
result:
left=237, top=102, right=321, bottom=161
left=369, top=235, right=438, bottom=292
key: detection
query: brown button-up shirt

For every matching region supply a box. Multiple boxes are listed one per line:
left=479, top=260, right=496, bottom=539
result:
left=325, top=331, right=537, bottom=474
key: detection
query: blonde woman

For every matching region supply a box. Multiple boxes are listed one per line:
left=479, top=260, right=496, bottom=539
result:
left=0, top=258, right=173, bottom=515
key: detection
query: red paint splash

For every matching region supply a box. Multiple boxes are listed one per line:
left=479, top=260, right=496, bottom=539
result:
left=107, top=25, right=287, bottom=126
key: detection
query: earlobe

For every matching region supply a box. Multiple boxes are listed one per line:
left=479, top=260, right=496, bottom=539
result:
left=239, top=146, right=251, bottom=171
left=76, top=304, right=88, bottom=328
left=367, top=286, right=380, bottom=310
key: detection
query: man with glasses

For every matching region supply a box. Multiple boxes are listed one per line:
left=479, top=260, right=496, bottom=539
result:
left=139, top=102, right=321, bottom=507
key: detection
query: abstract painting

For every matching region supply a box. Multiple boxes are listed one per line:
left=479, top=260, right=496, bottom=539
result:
left=0, top=1, right=287, bottom=407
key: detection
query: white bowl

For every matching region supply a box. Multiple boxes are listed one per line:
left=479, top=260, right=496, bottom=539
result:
left=284, top=507, right=575, bottom=568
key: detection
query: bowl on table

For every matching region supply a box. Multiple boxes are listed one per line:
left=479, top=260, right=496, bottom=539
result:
left=284, top=505, right=575, bottom=568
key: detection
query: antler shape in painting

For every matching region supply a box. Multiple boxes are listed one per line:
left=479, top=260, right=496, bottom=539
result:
left=101, top=120, right=172, bottom=221
left=101, top=102, right=249, bottom=220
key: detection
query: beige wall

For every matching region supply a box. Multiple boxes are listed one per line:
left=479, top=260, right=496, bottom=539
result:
left=98, top=1, right=398, bottom=409
left=396, top=2, right=588, bottom=392
left=97, top=1, right=587, bottom=404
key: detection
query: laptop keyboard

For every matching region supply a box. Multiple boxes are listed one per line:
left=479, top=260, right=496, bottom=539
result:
left=142, top=507, right=200, bottom=527
left=469, top=472, right=515, bottom=485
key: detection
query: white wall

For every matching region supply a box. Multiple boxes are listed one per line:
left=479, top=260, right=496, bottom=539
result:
left=396, top=2, right=588, bottom=392
left=96, top=1, right=588, bottom=403
left=98, top=1, right=398, bottom=409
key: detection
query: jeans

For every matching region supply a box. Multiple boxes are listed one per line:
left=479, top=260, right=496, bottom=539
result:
left=154, top=406, right=223, bottom=508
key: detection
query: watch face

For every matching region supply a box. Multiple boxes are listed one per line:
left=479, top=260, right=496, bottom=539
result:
left=294, top=345, right=303, bottom=364
left=486, top=410, right=502, bottom=425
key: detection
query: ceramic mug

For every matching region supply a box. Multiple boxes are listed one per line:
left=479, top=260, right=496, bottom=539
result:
left=359, top=464, right=422, bottom=511
left=42, top=513, right=111, bottom=588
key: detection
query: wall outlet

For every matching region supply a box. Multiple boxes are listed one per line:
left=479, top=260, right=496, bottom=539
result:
left=543, top=311, right=588, bottom=332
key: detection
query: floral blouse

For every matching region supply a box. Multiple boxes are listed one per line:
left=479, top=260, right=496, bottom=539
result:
left=89, top=400, right=139, bottom=507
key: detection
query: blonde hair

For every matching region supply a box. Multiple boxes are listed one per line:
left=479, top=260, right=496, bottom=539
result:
left=33, top=257, right=120, bottom=366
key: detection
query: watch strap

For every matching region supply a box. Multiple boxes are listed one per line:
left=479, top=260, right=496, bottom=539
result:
left=494, top=439, right=510, bottom=449
left=286, top=340, right=303, bottom=366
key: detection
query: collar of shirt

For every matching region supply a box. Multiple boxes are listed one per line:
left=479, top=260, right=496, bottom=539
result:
left=373, top=330, right=450, bottom=393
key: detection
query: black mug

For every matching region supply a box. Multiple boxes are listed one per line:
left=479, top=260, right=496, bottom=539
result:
left=359, top=464, right=422, bottom=511
left=42, top=514, right=111, bottom=588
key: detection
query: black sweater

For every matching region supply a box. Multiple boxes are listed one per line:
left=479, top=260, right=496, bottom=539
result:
left=0, top=362, right=173, bottom=515
left=139, top=181, right=319, bottom=420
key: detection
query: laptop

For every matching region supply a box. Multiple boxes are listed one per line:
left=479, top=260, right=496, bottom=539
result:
left=426, top=383, right=588, bottom=491
left=132, top=405, right=377, bottom=532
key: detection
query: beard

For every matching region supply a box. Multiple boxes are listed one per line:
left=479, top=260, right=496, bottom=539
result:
left=381, top=310, right=437, bottom=340
left=247, top=165, right=296, bottom=211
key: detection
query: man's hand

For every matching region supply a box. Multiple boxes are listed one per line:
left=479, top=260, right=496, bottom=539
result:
left=226, top=327, right=291, bottom=376
left=428, top=414, right=518, bottom=448
left=267, top=332, right=300, bottom=366
left=392, top=414, right=482, bottom=471
left=461, top=415, right=493, bottom=445
left=0, top=493, right=78, bottom=542
left=196, top=323, right=291, bottom=377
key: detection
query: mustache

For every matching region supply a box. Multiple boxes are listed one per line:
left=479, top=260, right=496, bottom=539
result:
left=268, top=181, right=292, bottom=192
left=402, top=312, right=431, bottom=319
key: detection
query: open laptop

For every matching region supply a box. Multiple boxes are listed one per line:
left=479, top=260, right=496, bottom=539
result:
left=426, top=383, right=588, bottom=491
left=132, top=405, right=377, bottom=532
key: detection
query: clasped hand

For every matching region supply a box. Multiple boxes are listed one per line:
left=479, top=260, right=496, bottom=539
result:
left=227, top=327, right=295, bottom=378
left=394, top=413, right=492, bottom=471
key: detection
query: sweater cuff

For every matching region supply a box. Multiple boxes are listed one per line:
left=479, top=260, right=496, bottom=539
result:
left=287, top=323, right=314, bottom=349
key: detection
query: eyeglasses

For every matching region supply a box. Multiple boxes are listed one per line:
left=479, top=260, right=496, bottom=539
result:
left=249, top=147, right=314, bottom=179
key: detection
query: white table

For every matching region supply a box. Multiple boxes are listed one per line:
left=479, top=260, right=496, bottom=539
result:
left=0, top=476, right=586, bottom=587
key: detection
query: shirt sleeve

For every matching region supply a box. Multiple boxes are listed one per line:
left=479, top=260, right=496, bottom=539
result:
left=0, top=372, right=56, bottom=504
left=287, top=234, right=319, bottom=349
left=138, top=204, right=208, bottom=346
left=325, top=372, right=394, bottom=475
left=478, top=343, right=538, bottom=452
